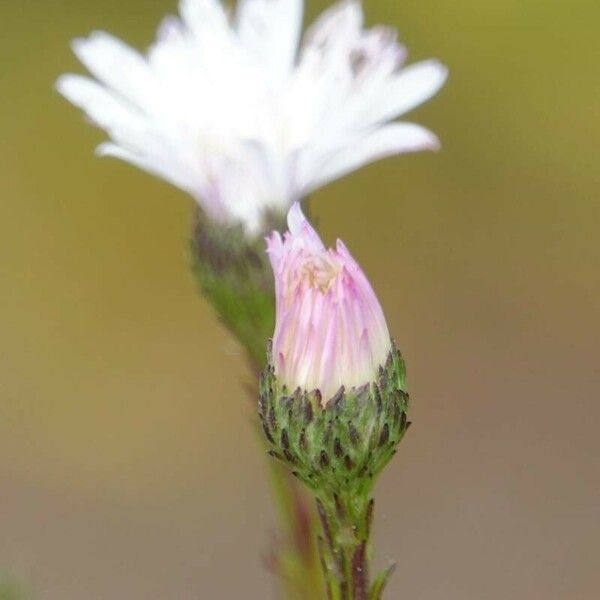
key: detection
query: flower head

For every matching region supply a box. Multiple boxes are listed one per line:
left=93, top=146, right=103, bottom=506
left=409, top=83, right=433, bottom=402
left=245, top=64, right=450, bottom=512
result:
left=267, top=203, right=390, bottom=403
left=57, top=0, right=447, bottom=235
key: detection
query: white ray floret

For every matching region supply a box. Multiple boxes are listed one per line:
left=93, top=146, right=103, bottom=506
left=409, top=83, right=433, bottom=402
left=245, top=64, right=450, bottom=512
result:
left=57, top=0, right=448, bottom=234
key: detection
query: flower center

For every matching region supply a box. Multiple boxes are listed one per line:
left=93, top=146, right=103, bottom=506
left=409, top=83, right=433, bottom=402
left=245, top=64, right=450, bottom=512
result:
left=300, top=253, right=341, bottom=293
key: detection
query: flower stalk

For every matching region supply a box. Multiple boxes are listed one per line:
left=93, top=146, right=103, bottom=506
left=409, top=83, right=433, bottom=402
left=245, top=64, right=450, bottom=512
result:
left=315, top=494, right=373, bottom=600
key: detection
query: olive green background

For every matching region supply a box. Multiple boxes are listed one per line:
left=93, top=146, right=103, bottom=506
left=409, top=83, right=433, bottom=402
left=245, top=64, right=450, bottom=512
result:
left=1, top=0, right=599, bottom=598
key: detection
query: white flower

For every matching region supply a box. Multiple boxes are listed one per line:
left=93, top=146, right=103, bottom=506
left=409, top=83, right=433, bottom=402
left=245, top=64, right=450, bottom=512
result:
left=57, top=0, right=447, bottom=234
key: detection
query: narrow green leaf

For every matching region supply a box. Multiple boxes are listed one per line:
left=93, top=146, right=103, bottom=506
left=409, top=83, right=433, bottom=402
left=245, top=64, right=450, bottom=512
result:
left=369, top=563, right=396, bottom=600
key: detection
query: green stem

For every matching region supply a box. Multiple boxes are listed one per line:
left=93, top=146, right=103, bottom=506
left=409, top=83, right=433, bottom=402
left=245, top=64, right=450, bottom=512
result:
left=315, top=494, right=374, bottom=600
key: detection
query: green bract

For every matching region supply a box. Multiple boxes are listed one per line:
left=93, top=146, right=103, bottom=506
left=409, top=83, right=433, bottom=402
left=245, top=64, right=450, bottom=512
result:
left=259, top=341, right=409, bottom=498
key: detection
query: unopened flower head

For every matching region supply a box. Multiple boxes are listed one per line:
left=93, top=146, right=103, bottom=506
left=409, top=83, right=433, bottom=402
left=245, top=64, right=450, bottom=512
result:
left=267, top=203, right=390, bottom=403
left=57, top=0, right=447, bottom=235
left=259, top=204, right=409, bottom=502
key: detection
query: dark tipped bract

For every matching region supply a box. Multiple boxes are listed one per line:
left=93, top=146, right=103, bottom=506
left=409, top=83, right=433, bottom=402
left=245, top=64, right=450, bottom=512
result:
left=258, top=340, right=410, bottom=499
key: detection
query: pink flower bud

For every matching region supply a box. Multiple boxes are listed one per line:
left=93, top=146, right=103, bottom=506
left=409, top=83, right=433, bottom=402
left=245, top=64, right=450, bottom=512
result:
left=266, top=203, right=391, bottom=405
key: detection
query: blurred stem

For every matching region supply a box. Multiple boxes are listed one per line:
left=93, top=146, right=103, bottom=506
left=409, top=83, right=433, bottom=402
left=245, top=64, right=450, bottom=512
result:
left=190, top=211, right=324, bottom=599
left=265, top=456, right=325, bottom=599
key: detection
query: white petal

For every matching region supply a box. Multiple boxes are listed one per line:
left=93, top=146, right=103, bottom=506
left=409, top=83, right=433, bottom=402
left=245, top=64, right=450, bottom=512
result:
left=236, top=0, right=303, bottom=86
left=303, top=0, right=363, bottom=50
left=156, top=15, right=185, bottom=43
left=304, top=122, right=440, bottom=191
left=365, top=59, right=448, bottom=126
left=56, top=74, right=146, bottom=134
left=71, top=31, right=155, bottom=109
left=99, top=141, right=236, bottom=225
left=356, top=26, right=407, bottom=78
left=58, top=75, right=204, bottom=198
left=97, top=142, right=197, bottom=194
left=179, top=0, right=229, bottom=38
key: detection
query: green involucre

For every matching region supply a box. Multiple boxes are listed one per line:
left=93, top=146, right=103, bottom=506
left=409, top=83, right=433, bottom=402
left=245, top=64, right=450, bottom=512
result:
left=259, top=341, right=409, bottom=499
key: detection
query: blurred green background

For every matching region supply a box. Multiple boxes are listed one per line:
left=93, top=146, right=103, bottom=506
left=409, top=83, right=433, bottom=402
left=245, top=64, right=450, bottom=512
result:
left=1, top=0, right=599, bottom=598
